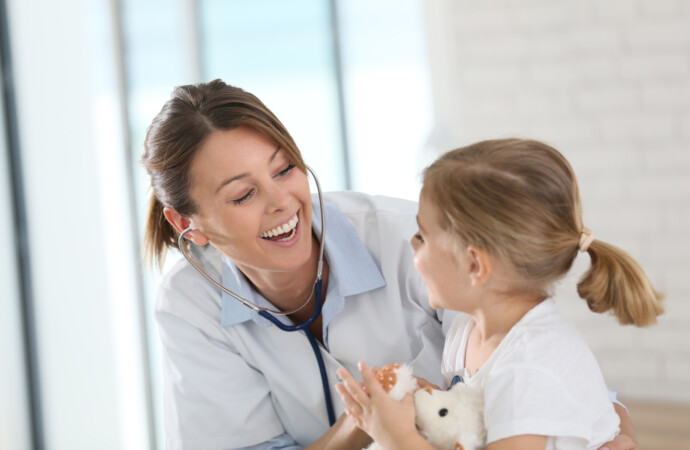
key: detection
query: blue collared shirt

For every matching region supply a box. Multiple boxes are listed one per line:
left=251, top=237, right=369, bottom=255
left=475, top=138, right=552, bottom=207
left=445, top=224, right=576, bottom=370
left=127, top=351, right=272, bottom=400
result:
left=220, top=196, right=386, bottom=348
left=156, top=191, right=448, bottom=449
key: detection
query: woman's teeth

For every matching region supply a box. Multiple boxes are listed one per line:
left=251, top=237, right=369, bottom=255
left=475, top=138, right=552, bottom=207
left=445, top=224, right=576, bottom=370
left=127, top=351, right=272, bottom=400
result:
left=260, top=214, right=299, bottom=239
left=277, top=228, right=296, bottom=242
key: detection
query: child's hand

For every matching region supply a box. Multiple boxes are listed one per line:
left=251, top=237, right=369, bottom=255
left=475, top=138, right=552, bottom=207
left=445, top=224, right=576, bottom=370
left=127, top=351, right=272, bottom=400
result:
left=336, top=361, right=419, bottom=448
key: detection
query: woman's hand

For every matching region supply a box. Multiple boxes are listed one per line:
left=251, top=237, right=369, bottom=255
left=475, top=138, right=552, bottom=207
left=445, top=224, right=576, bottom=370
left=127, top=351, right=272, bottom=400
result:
left=336, top=361, right=428, bottom=450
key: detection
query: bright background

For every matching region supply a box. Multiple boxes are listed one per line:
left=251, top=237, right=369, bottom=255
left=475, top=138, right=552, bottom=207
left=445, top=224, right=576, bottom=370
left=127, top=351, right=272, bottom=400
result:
left=1, top=1, right=688, bottom=449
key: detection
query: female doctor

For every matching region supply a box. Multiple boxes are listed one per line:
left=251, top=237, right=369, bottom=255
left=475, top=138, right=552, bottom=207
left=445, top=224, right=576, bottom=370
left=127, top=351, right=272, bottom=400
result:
left=141, top=79, right=638, bottom=449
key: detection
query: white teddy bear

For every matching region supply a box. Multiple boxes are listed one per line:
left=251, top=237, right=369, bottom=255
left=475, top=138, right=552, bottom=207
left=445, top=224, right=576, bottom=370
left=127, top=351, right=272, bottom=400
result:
left=366, top=364, right=486, bottom=450
left=414, top=383, right=486, bottom=450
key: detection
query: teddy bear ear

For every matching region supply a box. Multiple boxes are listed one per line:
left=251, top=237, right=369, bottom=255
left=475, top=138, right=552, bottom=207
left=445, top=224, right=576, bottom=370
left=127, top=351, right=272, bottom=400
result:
left=454, top=443, right=464, bottom=450
left=375, top=364, right=401, bottom=393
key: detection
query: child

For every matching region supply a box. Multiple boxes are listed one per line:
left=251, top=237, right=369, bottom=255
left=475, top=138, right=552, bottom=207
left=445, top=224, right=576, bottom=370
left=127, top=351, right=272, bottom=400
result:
left=336, top=139, right=664, bottom=449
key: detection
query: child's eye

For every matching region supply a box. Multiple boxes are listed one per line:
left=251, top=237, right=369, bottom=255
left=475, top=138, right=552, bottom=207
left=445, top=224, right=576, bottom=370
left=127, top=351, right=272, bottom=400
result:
left=414, top=233, right=424, bottom=243
left=232, top=188, right=255, bottom=205
left=276, top=163, right=295, bottom=177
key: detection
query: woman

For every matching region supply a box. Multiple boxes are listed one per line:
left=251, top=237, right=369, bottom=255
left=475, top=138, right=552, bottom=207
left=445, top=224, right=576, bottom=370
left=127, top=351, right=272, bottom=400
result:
left=141, top=79, right=638, bottom=449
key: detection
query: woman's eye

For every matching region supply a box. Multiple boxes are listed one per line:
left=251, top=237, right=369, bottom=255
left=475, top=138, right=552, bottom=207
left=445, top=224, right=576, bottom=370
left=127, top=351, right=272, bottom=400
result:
left=277, top=163, right=295, bottom=177
left=414, top=232, right=424, bottom=243
left=232, top=189, right=254, bottom=205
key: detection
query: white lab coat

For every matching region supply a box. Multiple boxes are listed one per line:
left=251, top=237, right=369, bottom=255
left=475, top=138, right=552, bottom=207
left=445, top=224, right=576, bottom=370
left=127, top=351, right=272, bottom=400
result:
left=155, top=191, right=457, bottom=449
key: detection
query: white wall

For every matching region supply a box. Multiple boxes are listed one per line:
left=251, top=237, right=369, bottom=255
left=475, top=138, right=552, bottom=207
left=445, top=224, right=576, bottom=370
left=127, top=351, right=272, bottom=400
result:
left=5, top=0, right=152, bottom=448
left=426, top=0, right=690, bottom=403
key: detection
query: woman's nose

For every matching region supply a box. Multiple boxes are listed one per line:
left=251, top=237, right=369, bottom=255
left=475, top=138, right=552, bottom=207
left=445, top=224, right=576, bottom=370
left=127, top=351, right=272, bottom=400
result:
left=265, top=180, right=290, bottom=212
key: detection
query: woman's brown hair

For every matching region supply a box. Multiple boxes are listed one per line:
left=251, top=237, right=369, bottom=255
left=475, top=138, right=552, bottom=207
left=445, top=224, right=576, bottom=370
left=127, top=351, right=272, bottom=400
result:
left=423, top=138, right=664, bottom=327
left=141, top=79, right=306, bottom=268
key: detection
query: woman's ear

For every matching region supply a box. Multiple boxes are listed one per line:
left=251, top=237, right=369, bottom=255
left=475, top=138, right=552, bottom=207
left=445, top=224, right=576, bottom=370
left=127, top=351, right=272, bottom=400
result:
left=163, top=206, right=210, bottom=246
left=466, top=246, right=491, bottom=287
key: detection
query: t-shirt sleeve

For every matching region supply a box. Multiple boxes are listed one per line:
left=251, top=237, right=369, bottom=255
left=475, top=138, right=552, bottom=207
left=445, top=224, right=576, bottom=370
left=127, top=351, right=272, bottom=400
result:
left=484, top=365, right=592, bottom=445
left=157, top=310, right=285, bottom=449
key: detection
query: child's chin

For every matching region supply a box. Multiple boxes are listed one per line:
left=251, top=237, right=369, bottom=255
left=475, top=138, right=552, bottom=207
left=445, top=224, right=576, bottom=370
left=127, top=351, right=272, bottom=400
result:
left=428, top=299, right=442, bottom=310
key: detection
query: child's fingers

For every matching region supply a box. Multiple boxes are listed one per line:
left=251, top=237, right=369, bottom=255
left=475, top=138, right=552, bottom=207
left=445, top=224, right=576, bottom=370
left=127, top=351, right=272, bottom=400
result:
left=336, top=383, right=366, bottom=420
left=358, top=361, right=385, bottom=397
left=335, top=382, right=354, bottom=406
left=344, top=407, right=364, bottom=428
left=336, top=368, right=370, bottom=407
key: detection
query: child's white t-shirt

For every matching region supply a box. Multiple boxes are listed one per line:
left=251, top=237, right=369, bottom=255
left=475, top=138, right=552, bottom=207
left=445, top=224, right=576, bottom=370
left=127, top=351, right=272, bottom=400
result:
left=442, top=299, right=620, bottom=449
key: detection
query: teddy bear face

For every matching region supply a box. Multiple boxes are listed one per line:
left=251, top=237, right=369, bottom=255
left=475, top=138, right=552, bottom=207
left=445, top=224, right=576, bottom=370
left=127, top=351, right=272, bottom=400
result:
left=413, top=384, right=486, bottom=450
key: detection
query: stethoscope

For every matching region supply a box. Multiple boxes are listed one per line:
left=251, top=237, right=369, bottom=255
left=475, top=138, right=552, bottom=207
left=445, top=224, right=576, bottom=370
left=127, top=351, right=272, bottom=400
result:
left=177, top=166, right=336, bottom=426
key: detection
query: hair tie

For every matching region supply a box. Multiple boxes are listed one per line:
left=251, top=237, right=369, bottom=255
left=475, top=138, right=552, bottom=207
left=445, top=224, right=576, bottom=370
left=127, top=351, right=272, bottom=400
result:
left=579, top=228, right=595, bottom=253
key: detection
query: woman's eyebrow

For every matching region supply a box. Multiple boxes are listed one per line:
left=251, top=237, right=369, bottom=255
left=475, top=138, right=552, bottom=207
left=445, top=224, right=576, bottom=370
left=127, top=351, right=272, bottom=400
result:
left=215, top=146, right=283, bottom=194
left=215, top=172, right=248, bottom=194
left=269, top=146, right=281, bottom=162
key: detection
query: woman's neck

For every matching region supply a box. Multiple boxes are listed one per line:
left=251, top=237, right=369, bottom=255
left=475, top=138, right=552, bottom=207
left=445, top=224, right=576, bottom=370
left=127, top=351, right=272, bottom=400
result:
left=239, top=232, right=325, bottom=313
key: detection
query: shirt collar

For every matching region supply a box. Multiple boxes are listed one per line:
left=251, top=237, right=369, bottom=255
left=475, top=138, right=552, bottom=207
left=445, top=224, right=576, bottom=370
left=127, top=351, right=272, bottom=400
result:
left=220, top=195, right=386, bottom=327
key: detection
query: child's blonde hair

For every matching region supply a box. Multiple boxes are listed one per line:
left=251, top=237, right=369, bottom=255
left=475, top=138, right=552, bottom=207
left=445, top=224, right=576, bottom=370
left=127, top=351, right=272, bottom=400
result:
left=423, top=138, right=664, bottom=327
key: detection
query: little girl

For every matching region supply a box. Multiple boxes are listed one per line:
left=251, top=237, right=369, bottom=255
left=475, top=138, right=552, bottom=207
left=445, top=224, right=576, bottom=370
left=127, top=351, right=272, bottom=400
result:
left=336, top=139, right=663, bottom=449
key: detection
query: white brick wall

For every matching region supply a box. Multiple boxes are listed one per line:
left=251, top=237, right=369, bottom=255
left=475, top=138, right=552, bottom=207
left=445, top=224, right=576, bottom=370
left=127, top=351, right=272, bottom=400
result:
left=425, top=0, right=690, bottom=403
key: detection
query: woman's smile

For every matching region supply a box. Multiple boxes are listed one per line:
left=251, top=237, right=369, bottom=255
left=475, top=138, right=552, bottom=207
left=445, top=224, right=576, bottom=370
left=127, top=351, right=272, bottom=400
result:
left=259, top=210, right=303, bottom=247
left=260, top=211, right=299, bottom=240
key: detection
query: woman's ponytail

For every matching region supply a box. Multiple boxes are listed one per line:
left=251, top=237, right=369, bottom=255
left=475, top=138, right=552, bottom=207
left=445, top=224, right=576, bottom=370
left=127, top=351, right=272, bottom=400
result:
left=577, top=239, right=664, bottom=327
left=143, top=192, right=179, bottom=269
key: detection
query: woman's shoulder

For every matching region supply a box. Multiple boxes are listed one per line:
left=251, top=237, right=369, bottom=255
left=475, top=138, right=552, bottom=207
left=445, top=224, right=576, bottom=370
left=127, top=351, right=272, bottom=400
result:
left=155, top=244, right=224, bottom=321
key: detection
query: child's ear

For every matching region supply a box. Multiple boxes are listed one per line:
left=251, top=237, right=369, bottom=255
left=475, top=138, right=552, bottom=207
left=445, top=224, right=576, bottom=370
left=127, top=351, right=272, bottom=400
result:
left=163, top=206, right=210, bottom=246
left=466, top=246, right=491, bottom=287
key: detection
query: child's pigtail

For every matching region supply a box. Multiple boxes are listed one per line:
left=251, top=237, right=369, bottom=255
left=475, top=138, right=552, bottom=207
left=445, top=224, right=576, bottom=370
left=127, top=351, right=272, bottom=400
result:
left=576, top=236, right=664, bottom=327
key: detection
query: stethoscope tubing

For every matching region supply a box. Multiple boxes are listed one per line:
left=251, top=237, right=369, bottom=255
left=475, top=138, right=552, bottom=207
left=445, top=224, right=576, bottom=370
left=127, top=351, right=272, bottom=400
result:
left=176, top=165, right=336, bottom=426
left=258, top=279, right=336, bottom=425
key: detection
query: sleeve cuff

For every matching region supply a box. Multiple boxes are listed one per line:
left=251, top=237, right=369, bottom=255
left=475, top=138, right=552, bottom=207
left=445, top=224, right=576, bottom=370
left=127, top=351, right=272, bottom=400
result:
left=608, top=389, right=628, bottom=414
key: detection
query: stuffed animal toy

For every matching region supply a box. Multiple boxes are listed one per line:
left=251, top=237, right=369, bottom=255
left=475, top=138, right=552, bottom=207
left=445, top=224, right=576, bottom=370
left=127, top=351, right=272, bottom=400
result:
left=414, top=383, right=486, bottom=450
left=366, top=364, right=486, bottom=450
left=374, top=363, right=419, bottom=401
